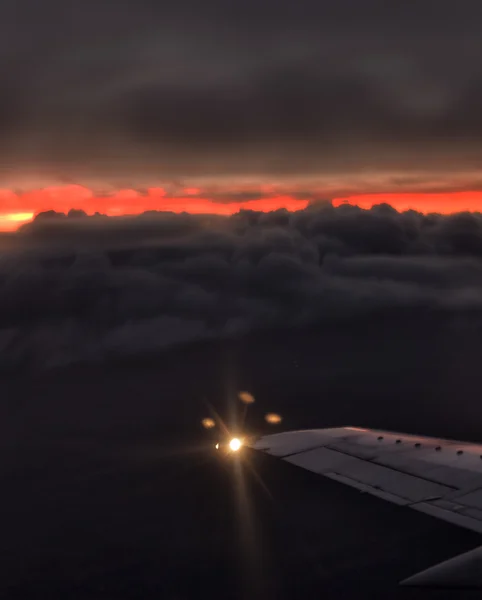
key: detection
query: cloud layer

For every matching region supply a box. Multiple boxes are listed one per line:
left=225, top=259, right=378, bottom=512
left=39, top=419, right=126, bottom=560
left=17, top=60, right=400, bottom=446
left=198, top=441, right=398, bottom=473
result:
left=0, top=202, right=482, bottom=370
left=1, top=0, right=482, bottom=186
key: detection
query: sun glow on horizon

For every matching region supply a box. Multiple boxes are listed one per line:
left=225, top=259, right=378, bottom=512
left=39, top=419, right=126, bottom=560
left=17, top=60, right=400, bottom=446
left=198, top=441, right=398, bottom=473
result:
left=0, top=212, right=35, bottom=231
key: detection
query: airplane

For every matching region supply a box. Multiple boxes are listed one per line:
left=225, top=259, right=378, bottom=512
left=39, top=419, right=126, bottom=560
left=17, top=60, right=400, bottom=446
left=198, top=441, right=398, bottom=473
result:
left=238, top=426, right=482, bottom=588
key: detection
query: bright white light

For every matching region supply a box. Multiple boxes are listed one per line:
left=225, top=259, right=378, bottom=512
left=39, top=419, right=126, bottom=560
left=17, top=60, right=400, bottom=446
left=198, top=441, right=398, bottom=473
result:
left=215, top=443, right=219, bottom=450
left=229, top=438, right=242, bottom=452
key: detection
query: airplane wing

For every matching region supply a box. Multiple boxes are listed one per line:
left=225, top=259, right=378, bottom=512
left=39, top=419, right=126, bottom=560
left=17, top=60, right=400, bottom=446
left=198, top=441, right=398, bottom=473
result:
left=250, top=426, right=482, bottom=587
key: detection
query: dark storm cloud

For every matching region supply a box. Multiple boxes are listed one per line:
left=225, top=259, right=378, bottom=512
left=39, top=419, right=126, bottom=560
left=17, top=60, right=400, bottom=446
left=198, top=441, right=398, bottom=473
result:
left=0, top=203, right=482, bottom=370
left=2, top=0, right=482, bottom=182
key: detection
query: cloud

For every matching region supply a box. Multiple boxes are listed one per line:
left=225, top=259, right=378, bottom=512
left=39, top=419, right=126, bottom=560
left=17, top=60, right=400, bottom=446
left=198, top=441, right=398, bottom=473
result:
left=1, top=0, right=482, bottom=185
left=0, top=202, right=481, bottom=370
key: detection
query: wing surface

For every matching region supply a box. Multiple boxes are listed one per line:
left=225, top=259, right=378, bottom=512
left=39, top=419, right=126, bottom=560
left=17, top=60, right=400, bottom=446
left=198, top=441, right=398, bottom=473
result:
left=251, top=427, right=482, bottom=534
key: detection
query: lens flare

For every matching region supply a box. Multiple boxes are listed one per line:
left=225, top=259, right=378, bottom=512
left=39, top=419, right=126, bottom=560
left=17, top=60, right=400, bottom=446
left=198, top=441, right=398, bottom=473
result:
left=229, top=438, right=242, bottom=452
left=202, top=417, right=216, bottom=429
left=265, top=413, right=282, bottom=424
left=238, top=391, right=255, bottom=405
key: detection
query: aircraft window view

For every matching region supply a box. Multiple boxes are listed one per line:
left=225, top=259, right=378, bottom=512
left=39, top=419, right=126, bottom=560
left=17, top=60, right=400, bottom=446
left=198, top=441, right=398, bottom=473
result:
left=2, top=1, right=482, bottom=598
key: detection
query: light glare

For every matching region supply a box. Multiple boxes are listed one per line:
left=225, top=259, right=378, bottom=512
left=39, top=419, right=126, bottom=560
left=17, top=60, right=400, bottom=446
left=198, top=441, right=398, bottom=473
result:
left=229, top=438, right=242, bottom=452
left=239, top=391, right=255, bottom=405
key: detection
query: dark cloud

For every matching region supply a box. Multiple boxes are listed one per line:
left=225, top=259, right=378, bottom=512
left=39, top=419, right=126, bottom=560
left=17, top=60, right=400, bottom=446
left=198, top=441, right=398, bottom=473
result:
left=0, top=203, right=482, bottom=370
left=2, top=1, right=482, bottom=183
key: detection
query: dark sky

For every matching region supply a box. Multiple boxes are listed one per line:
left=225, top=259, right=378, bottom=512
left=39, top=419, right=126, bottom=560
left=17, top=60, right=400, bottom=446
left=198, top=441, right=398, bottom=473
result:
left=2, top=0, right=482, bottom=189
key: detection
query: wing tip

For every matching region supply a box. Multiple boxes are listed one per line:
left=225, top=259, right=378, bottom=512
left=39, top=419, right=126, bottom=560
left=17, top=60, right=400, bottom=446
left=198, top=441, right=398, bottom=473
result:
left=399, top=545, right=482, bottom=588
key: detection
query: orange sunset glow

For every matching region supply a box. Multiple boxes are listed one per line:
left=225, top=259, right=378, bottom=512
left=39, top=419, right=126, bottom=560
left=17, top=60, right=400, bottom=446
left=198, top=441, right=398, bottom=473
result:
left=0, top=186, right=482, bottom=231
left=332, top=192, right=482, bottom=214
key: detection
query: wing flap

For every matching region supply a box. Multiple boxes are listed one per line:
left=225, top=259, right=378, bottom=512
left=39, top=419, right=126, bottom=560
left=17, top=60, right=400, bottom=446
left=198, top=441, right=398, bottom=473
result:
left=325, top=472, right=415, bottom=505
left=413, top=501, right=482, bottom=534
left=284, top=443, right=453, bottom=504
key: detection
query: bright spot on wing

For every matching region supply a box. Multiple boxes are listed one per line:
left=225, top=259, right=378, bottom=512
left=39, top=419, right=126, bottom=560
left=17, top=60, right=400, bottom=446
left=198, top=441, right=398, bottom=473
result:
left=202, top=417, right=216, bottom=429
left=215, top=443, right=219, bottom=450
left=265, top=413, right=282, bottom=424
left=229, top=438, right=242, bottom=452
left=238, top=391, right=255, bottom=405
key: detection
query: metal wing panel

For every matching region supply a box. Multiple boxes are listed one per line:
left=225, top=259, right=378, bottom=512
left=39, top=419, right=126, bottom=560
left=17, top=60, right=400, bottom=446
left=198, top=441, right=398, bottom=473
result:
left=371, top=443, right=482, bottom=489
left=413, top=501, right=482, bottom=534
left=254, top=429, right=340, bottom=457
left=325, top=472, right=411, bottom=506
left=453, top=489, right=482, bottom=510
left=285, top=447, right=361, bottom=473
left=251, top=427, right=482, bottom=534
left=285, top=445, right=453, bottom=504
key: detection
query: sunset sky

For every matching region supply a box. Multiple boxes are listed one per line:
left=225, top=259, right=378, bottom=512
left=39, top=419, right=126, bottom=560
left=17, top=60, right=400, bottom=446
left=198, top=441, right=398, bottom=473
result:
left=0, top=187, right=481, bottom=231
left=2, top=1, right=482, bottom=230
